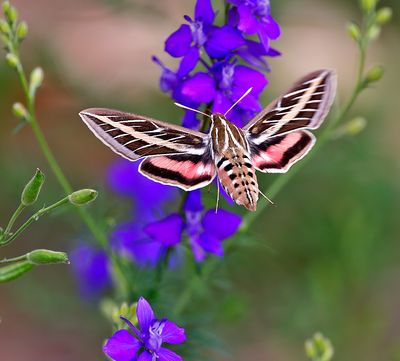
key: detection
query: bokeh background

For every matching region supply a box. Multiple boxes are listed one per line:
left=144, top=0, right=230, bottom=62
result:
left=0, top=0, right=399, bottom=360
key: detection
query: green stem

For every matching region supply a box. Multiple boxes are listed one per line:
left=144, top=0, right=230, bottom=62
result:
left=0, top=254, right=27, bottom=264
left=2, top=196, right=70, bottom=246
left=9, top=46, right=108, bottom=248
left=3, top=202, right=25, bottom=239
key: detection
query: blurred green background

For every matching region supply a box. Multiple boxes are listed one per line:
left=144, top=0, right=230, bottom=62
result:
left=0, top=0, right=399, bottom=360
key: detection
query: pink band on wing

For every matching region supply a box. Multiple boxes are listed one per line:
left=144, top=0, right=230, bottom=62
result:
left=149, top=157, right=215, bottom=179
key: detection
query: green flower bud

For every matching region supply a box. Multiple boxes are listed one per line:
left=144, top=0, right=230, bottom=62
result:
left=0, top=19, right=10, bottom=34
left=347, top=22, right=361, bottom=42
left=27, top=249, right=69, bottom=265
left=21, top=168, right=45, bottom=206
left=367, top=24, right=381, bottom=41
left=30, top=67, right=44, bottom=90
left=5, top=53, right=19, bottom=68
left=360, top=0, right=376, bottom=13
left=4, top=4, right=17, bottom=24
left=68, top=189, right=98, bottom=205
left=376, top=7, right=392, bottom=25
left=365, top=65, right=384, bottom=83
left=344, top=117, right=367, bottom=136
left=0, top=260, right=34, bottom=283
left=16, top=21, right=28, bottom=40
left=2, top=1, right=10, bottom=14
left=305, top=333, right=334, bottom=361
left=12, top=102, right=28, bottom=120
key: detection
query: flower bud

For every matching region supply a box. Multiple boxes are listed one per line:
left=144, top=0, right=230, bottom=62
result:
left=347, top=22, right=361, bottom=42
left=27, top=249, right=69, bottom=265
left=12, top=102, right=28, bottom=120
left=0, top=260, right=34, bottom=283
left=68, top=189, right=98, bottom=205
left=21, top=168, right=45, bottom=206
left=0, top=19, right=10, bottom=34
left=5, top=53, right=19, bottom=68
left=16, top=21, right=28, bottom=40
left=366, top=24, right=381, bottom=41
left=305, top=333, right=334, bottom=361
left=376, top=7, right=392, bottom=25
left=29, top=67, right=44, bottom=94
left=359, top=0, right=376, bottom=13
left=365, top=65, right=384, bottom=83
left=344, top=117, right=367, bottom=136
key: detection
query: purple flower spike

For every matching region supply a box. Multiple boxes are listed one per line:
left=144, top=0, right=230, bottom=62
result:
left=103, top=297, right=186, bottom=361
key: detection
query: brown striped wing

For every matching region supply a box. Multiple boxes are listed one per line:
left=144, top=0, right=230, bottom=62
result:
left=244, top=69, right=336, bottom=173
left=79, top=108, right=208, bottom=161
left=243, top=69, right=336, bottom=141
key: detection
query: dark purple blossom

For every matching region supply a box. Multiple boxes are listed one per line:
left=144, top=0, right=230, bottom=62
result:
left=103, top=297, right=186, bottom=361
left=70, top=243, right=111, bottom=301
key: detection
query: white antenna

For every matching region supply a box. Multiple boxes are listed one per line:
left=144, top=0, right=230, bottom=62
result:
left=174, top=102, right=211, bottom=119
left=258, top=188, right=274, bottom=205
left=224, top=87, right=253, bottom=116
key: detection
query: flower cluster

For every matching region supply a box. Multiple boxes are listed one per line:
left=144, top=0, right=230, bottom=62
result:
left=103, top=297, right=186, bottom=361
left=110, top=163, right=241, bottom=265
left=154, top=0, right=280, bottom=127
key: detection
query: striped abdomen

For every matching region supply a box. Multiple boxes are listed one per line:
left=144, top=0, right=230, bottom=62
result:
left=216, top=149, right=259, bottom=211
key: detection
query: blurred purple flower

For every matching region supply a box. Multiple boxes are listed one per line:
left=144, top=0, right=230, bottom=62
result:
left=103, top=297, right=186, bottom=361
left=111, top=214, right=184, bottom=268
left=107, top=159, right=177, bottom=212
left=70, top=244, right=111, bottom=301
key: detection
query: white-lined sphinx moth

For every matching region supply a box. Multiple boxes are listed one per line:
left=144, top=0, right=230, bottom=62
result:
left=80, top=69, right=336, bottom=211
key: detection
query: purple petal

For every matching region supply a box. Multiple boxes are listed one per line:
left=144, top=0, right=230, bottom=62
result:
left=190, top=237, right=207, bottom=262
left=194, top=0, right=215, bottom=25
left=161, top=321, right=186, bottom=344
left=231, top=90, right=262, bottom=112
left=184, top=190, right=203, bottom=212
left=264, top=15, right=281, bottom=39
left=233, top=65, right=268, bottom=95
left=177, top=46, right=200, bottom=77
left=158, top=347, right=183, bottom=361
left=227, top=7, right=239, bottom=27
left=202, top=209, right=241, bottom=241
left=103, top=329, right=141, bottom=361
left=266, top=47, right=281, bottom=57
left=180, top=72, right=216, bottom=104
left=144, top=214, right=184, bottom=247
left=198, top=232, right=224, bottom=256
left=70, top=244, right=111, bottom=301
left=152, top=56, right=181, bottom=93
left=182, top=110, right=200, bottom=130
left=237, top=4, right=259, bottom=34
left=136, top=297, right=155, bottom=332
left=138, top=351, right=153, bottom=361
left=165, top=24, right=192, bottom=57
left=205, top=25, right=245, bottom=58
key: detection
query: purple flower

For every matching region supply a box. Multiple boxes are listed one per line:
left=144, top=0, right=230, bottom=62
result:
left=184, top=191, right=242, bottom=261
left=211, top=59, right=268, bottom=126
left=111, top=213, right=184, bottom=268
left=228, top=0, right=281, bottom=51
left=103, top=297, right=186, bottom=361
left=70, top=243, right=111, bottom=301
left=144, top=191, right=242, bottom=263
